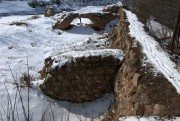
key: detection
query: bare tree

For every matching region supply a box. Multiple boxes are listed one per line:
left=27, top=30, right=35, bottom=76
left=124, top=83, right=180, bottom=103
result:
left=170, top=7, right=180, bottom=54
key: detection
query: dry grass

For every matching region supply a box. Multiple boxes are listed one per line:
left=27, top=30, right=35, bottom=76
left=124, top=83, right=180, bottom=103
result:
left=9, top=21, right=28, bottom=26
left=30, top=15, right=41, bottom=20
left=19, top=73, right=35, bottom=87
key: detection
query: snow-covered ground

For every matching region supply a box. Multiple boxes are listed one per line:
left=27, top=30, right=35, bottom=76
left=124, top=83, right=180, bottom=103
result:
left=0, top=3, right=119, bottom=121
left=1, top=1, right=180, bottom=121
left=0, top=1, right=35, bottom=14
left=0, top=0, right=79, bottom=16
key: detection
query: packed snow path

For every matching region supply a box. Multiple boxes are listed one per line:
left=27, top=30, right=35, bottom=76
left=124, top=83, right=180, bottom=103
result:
left=125, top=10, right=180, bottom=93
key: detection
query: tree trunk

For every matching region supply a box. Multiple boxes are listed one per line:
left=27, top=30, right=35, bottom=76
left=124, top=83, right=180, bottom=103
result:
left=170, top=7, right=180, bottom=53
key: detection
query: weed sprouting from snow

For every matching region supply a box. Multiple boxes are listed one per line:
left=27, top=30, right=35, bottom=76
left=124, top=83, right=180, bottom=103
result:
left=19, top=72, right=34, bottom=88
left=9, top=21, right=28, bottom=26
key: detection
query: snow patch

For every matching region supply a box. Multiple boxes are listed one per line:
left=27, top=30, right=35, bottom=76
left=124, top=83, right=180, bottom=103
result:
left=52, top=49, right=124, bottom=68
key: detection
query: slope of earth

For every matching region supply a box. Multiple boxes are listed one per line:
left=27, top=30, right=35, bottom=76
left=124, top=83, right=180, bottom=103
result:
left=102, top=8, right=180, bottom=121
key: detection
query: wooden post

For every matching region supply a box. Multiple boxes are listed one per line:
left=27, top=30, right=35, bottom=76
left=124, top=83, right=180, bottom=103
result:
left=79, top=17, right=82, bottom=26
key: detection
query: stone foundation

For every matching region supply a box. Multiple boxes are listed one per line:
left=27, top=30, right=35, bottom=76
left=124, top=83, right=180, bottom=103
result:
left=40, top=50, right=123, bottom=103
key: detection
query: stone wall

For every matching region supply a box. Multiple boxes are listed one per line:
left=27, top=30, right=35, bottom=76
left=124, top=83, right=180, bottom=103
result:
left=40, top=50, right=123, bottom=103
left=53, top=12, right=118, bottom=30
left=105, top=8, right=180, bottom=120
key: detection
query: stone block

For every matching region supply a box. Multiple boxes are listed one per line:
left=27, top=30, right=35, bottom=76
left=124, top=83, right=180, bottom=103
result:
left=122, top=64, right=127, bottom=76
left=127, top=80, right=133, bottom=88
left=127, top=84, right=136, bottom=96
left=127, top=72, right=134, bottom=80
left=132, top=93, right=139, bottom=103
left=153, top=104, right=167, bottom=116
left=137, top=84, right=146, bottom=95
left=140, top=93, right=150, bottom=105
left=132, top=73, right=141, bottom=87
left=144, top=105, right=153, bottom=116
left=133, top=102, right=144, bottom=115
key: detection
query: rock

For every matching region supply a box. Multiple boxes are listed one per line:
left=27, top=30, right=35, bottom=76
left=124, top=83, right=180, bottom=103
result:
left=137, top=84, right=146, bottom=94
left=127, top=80, right=133, bottom=88
left=127, top=72, right=134, bottom=80
left=44, top=7, right=55, bottom=17
left=132, top=93, right=139, bottom=103
left=132, top=73, right=141, bottom=87
left=140, top=93, right=150, bottom=105
left=129, top=51, right=136, bottom=62
left=137, top=106, right=144, bottom=115
left=45, top=56, right=52, bottom=63
left=126, top=66, right=132, bottom=73
left=134, top=102, right=140, bottom=114
left=153, top=104, right=167, bottom=116
left=122, top=64, right=127, bottom=76
left=133, top=102, right=144, bottom=115
left=127, top=84, right=136, bottom=96
left=144, top=105, right=153, bottom=116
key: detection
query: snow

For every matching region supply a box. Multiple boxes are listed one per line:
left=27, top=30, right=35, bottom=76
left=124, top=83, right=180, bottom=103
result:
left=0, top=1, right=35, bottom=14
left=0, top=2, right=119, bottom=120
left=0, top=1, right=48, bottom=16
left=125, top=10, right=180, bottom=93
left=52, top=49, right=124, bottom=68
left=71, top=18, right=93, bottom=25
left=73, top=6, right=104, bottom=14
left=147, top=19, right=172, bottom=42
